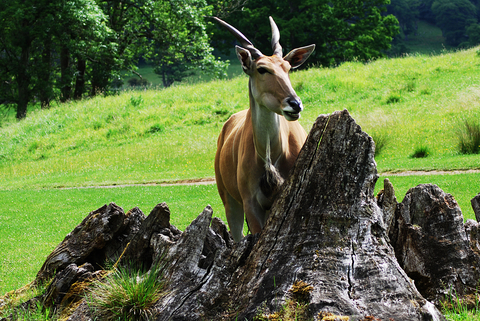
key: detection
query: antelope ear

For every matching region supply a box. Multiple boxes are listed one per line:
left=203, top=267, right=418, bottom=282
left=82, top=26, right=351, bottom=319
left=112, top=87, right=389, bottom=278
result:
left=236, top=46, right=254, bottom=74
left=284, top=44, right=316, bottom=69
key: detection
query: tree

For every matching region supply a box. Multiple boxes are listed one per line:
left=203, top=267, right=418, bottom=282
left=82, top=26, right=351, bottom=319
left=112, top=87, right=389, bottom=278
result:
left=432, top=0, right=477, bottom=46
left=57, top=0, right=113, bottom=101
left=210, top=0, right=399, bottom=67
left=0, top=0, right=226, bottom=119
left=147, top=0, right=228, bottom=87
left=0, top=0, right=112, bottom=118
left=0, top=0, right=54, bottom=118
left=387, top=0, right=420, bottom=40
left=97, top=0, right=227, bottom=88
left=465, top=23, right=480, bottom=46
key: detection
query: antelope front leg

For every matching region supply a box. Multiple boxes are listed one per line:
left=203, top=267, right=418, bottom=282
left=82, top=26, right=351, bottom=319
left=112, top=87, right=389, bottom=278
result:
left=244, top=198, right=267, bottom=236
left=225, top=194, right=245, bottom=242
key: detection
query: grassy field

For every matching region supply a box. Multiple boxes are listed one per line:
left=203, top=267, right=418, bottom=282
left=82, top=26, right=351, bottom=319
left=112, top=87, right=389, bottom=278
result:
left=404, top=20, right=453, bottom=54
left=121, top=56, right=243, bottom=88
left=1, top=45, right=480, bottom=316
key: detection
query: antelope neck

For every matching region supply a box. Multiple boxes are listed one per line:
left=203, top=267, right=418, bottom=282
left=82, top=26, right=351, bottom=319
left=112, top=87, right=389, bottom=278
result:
left=249, top=81, right=284, bottom=166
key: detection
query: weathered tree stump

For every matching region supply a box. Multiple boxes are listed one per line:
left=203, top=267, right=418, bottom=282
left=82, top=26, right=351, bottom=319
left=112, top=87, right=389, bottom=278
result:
left=35, top=203, right=145, bottom=283
left=389, top=184, right=480, bottom=306
left=12, top=109, right=480, bottom=320
left=147, top=109, right=441, bottom=320
left=472, top=193, right=480, bottom=222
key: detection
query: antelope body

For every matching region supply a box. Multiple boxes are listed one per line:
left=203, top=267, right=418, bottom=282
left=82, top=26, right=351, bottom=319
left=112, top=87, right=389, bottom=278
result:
left=214, top=17, right=315, bottom=242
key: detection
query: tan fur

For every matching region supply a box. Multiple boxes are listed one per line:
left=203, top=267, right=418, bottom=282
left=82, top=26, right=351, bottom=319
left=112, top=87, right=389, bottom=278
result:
left=214, top=17, right=314, bottom=242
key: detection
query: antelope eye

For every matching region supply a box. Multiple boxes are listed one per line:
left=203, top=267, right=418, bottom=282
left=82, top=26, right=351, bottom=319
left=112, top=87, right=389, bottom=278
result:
left=257, top=67, right=269, bottom=75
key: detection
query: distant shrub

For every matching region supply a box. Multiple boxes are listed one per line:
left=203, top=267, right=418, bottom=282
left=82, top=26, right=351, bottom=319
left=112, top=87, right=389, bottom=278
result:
left=457, top=119, right=480, bottom=154
left=404, top=80, right=416, bottom=92
left=385, top=92, right=401, bottom=104
left=127, top=78, right=149, bottom=87
left=410, top=145, right=430, bottom=158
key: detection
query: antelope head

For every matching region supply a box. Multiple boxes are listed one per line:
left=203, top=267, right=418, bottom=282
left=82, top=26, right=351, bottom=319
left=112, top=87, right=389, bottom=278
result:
left=214, top=17, right=315, bottom=121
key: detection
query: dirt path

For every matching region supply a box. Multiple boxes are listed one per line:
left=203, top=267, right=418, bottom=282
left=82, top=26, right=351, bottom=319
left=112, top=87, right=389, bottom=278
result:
left=380, top=169, right=480, bottom=176
left=59, top=170, right=479, bottom=190
left=59, top=178, right=217, bottom=190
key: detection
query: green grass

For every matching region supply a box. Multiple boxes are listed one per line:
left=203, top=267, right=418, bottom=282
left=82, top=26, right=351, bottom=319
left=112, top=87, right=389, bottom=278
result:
left=2, top=48, right=480, bottom=190
left=87, top=262, right=165, bottom=320
left=121, top=58, right=243, bottom=88
left=376, top=173, right=479, bottom=221
left=1, top=173, right=477, bottom=296
left=0, top=184, right=224, bottom=295
left=405, top=20, right=453, bottom=54
left=1, top=47, right=480, bottom=306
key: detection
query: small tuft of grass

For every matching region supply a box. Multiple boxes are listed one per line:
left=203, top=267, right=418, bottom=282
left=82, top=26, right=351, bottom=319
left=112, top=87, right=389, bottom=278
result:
left=403, top=80, right=416, bottom=92
left=87, top=263, right=165, bottom=321
left=0, top=283, right=52, bottom=320
left=441, top=290, right=480, bottom=321
left=147, top=123, right=165, bottom=134
left=129, top=95, right=144, bottom=108
left=370, top=131, right=390, bottom=157
left=410, top=145, right=430, bottom=158
left=385, top=92, right=402, bottom=104
left=457, top=119, right=480, bottom=155
left=253, top=300, right=312, bottom=321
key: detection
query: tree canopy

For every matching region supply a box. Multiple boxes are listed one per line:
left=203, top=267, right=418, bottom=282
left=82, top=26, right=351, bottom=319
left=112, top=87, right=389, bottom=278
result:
left=432, top=0, right=477, bottom=46
left=210, top=0, right=400, bottom=67
left=0, top=0, right=226, bottom=119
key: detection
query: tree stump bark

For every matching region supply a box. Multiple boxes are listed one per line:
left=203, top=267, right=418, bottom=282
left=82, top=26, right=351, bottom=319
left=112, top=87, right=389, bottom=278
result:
left=14, top=110, right=475, bottom=321
left=472, top=193, right=480, bottom=222
left=142, top=110, right=444, bottom=320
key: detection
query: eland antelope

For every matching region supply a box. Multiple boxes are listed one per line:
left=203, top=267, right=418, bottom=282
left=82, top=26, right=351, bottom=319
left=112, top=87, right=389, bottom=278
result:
left=214, top=17, right=315, bottom=242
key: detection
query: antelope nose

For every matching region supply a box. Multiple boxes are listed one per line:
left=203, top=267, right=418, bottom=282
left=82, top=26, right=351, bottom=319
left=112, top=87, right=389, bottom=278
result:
left=287, top=97, right=303, bottom=113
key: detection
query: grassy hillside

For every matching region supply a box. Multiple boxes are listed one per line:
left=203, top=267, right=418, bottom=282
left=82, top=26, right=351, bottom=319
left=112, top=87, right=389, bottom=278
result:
left=404, top=19, right=453, bottom=54
left=1, top=47, right=480, bottom=297
left=1, top=47, right=480, bottom=189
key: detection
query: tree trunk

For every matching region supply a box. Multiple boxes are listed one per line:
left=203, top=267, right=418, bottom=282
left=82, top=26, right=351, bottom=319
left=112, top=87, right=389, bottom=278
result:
left=73, top=58, right=86, bottom=100
left=16, top=45, right=30, bottom=119
left=60, top=46, right=71, bottom=102
left=39, top=39, right=52, bottom=109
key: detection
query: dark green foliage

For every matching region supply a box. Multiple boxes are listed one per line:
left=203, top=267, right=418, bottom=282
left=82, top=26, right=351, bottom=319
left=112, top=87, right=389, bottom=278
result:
left=147, top=124, right=165, bottom=134
left=129, top=95, right=144, bottom=108
left=0, top=0, right=226, bottom=119
left=432, top=0, right=477, bottom=46
left=465, top=23, right=480, bottom=47
left=387, top=0, right=420, bottom=39
left=410, top=145, right=430, bottom=158
left=457, top=119, right=480, bottom=154
left=209, top=0, right=400, bottom=67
